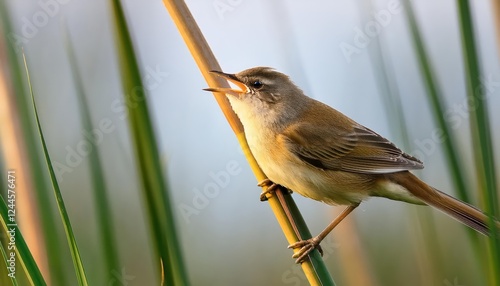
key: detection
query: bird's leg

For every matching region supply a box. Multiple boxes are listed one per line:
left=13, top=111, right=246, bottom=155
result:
left=257, top=178, right=279, bottom=201
left=288, top=203, right=359, bottom=264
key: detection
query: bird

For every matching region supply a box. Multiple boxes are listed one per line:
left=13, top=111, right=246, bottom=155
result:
left=204, top=66, right=498, bottom=263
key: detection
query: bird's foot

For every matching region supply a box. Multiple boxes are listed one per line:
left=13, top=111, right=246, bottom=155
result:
left=257, top=179, right=292, bottom=201
left=288, top=237, right=323, bottom=264
left=257, top=179, right=279, bottom=201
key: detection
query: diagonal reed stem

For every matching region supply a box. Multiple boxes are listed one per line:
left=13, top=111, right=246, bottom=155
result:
left=162, top=1, right=335, bottom=285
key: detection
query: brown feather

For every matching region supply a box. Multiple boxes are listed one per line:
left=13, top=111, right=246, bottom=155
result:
left=388, top=172, right=497, bottom=236
left=282, top=99, right=423, bottom=174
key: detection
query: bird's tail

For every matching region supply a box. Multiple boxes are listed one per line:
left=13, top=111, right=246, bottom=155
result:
left=390, top=172, right=497, bottom=236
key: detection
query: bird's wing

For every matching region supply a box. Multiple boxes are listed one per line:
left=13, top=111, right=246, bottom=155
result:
left=280, top=122, right=423, bottom=174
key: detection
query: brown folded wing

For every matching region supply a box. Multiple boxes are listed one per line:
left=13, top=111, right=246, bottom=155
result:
left=281, top=122, right=423, bottom=174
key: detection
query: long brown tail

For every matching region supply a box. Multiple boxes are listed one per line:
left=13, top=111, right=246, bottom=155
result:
left=390, top=171, right=496, bottom=236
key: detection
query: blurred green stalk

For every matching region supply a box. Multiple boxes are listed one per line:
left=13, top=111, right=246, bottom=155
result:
left=25, top=53, right=89, bottom=286
left=402, top=0, right=472, bottom=206
left=110, top=0, right=189, bottom=285
left=64, top=28, right=121, bottom=283
left=456, top=1, right=500, bottom=285
left=0, top=1, right=67, bottom=284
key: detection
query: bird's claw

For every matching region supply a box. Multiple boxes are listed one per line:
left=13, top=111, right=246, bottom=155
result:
left=258, top=179, right=278, bottom=201
left=288, top=238, right=323, bottom=264
left=257, top=178, right=273, bottom=188
left=258, top=179, right=293, bottom=201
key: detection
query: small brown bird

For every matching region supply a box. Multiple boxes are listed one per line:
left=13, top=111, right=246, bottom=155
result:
left=205, top=67, right=497, bottom=263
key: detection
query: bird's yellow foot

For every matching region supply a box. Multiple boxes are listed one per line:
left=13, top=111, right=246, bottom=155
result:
left=288, top=237, right=324, bottom=264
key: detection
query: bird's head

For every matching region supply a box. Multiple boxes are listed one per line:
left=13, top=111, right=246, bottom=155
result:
left=205, top=67, right=304, bottom=103
left=204, top=67, right=308, bottom=127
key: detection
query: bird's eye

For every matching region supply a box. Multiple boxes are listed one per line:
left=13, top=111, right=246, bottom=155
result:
left=251, top=80, right=263, bottom=89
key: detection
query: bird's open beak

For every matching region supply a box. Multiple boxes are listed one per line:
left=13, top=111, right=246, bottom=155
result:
left=203, top=71, right=249, bottom=96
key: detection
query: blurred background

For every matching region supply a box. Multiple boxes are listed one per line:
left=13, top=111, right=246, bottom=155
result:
left=1, top=0, right=499, bottom=285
